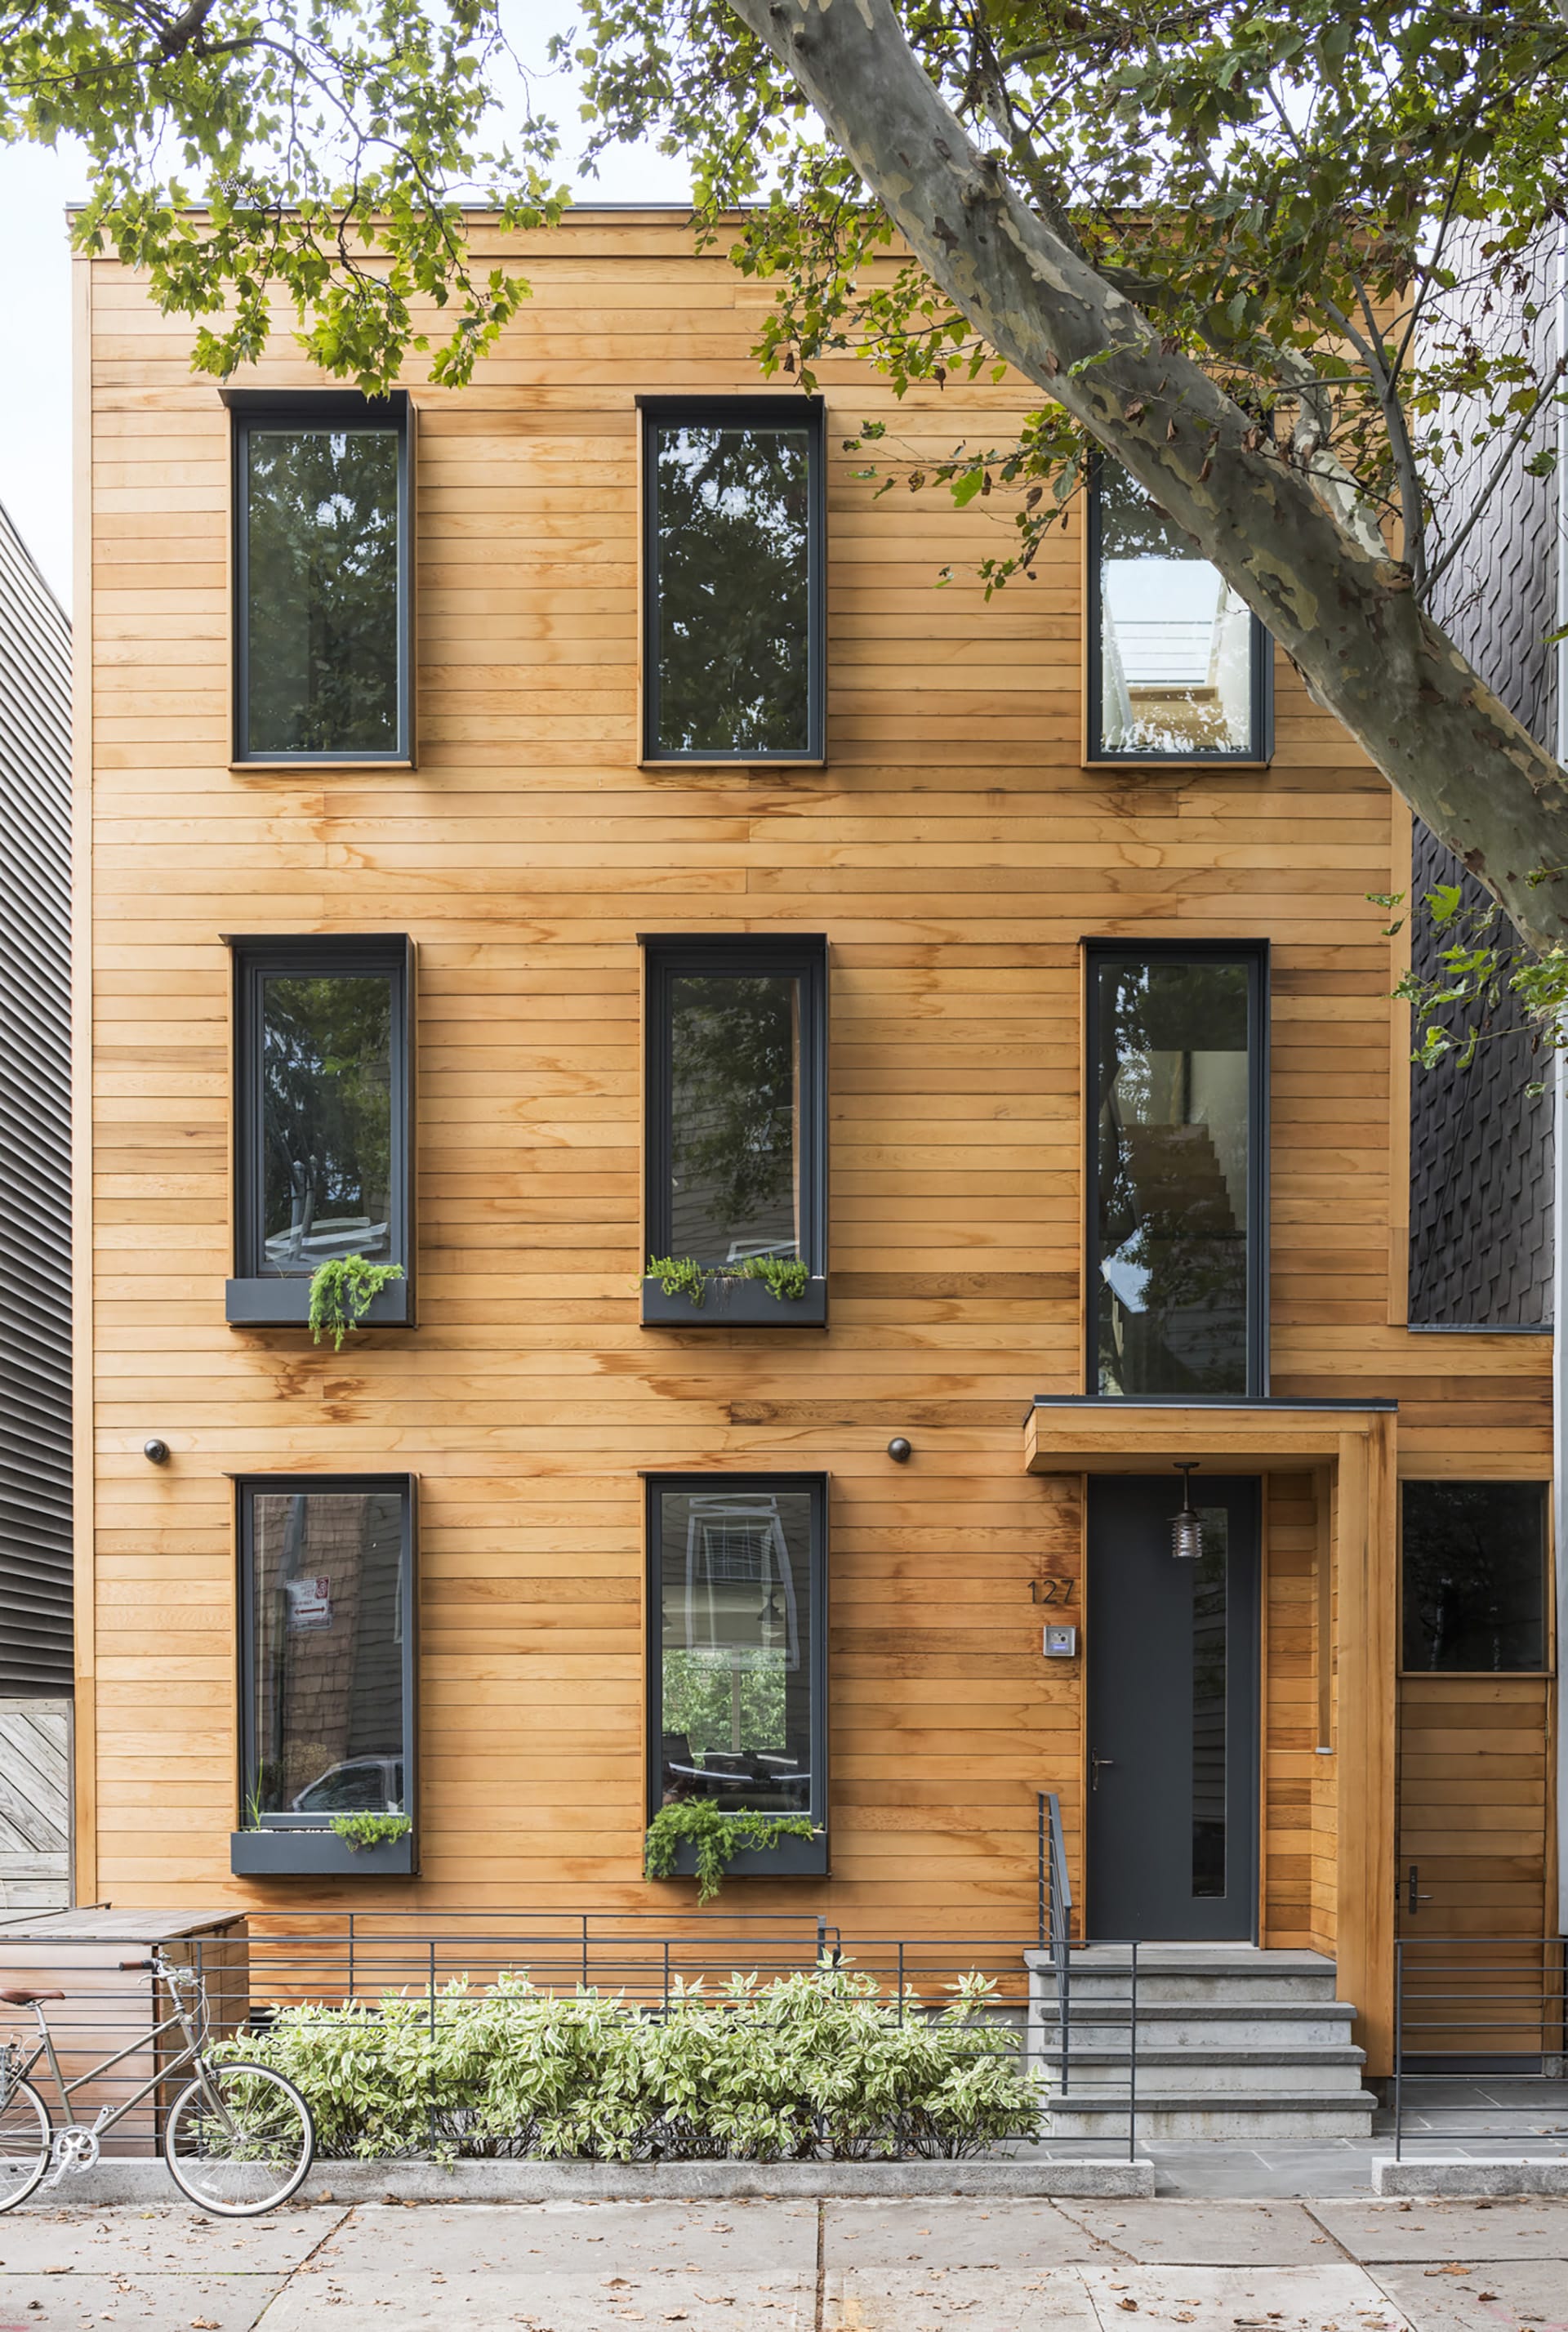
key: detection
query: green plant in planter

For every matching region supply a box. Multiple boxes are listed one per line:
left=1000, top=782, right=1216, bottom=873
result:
left=644, top=1801, right=817, bottom=1906
left=330, top=1812, right=413, bottom=1853
left=646, top=1255, right=709, bottom=1306
left=241, top=1786, right=267, bottom=1834
left=734, top=1255, right=810, bottom=1301
left=308, top=1254, right=405, bottom=1351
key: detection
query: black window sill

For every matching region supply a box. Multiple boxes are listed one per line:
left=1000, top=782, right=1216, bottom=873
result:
left=225, top=1278, right=414, bottom=1330
left=641, top=1275, right=827, bottom=1329
left=654, top=1830, right=828, bottom=1884
left=230, top=1829, right=416, bottom=1877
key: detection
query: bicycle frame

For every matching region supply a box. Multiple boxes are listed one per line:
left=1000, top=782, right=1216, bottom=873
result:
left=6, top=1955, right=224, bottom=2162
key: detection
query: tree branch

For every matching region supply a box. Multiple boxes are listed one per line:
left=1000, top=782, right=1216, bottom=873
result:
left=728, top=0, right=1568, bottom=950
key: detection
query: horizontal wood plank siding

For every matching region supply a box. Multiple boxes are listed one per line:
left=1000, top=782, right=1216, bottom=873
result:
left=79, top=219, right=1553, bottom=1963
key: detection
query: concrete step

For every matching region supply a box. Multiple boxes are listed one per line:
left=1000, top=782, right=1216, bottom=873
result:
left=1045, top=2089, right=1379, bottom=2141
left=1036, top=2013, right=1358, bottom=2049
left=1027, top=1946, right=1370, bottom=2138
left=1032, top=2045, right=1367, bottom=2094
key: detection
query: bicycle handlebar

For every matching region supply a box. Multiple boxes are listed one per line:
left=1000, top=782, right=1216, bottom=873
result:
left=118, top=1958, right=158, bottom=1971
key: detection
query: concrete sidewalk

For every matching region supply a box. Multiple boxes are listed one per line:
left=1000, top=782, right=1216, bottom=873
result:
left=2, top=2196, right=1567, bottom=2330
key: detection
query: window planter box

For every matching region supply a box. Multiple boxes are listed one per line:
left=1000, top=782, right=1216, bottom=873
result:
left=230, top=1828, right=416, bottom=1878
left=225, top=1277, right=414, bottom=1330
left=641, top=1274, right=827, bottom=1329
left=659, top=1830, right=828, bottom=1884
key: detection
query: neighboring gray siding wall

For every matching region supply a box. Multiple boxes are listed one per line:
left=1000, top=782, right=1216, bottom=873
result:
left=1410, top=230, right=1560, bottom=1326
left=0, top=500, right=72, bottom=1692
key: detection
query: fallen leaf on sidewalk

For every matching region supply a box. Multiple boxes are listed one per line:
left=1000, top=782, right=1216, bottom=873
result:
left=191, top=2319, right=220, bottom=2329
left=1117, top=2302, right=1138, bottom=2312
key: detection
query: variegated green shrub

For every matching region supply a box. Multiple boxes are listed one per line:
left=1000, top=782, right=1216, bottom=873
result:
left=220, top=1964, right=1040, bottom=2161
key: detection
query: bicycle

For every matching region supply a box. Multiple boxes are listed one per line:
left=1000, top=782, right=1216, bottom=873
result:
left=0, top=1946, right=315, bottom=2216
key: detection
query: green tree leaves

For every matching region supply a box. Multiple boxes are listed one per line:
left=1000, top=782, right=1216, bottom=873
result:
left=2, top=2, right=567, bottom=390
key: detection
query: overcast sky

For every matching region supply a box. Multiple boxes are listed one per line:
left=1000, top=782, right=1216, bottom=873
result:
left=0, top=7, right=689, bottom=609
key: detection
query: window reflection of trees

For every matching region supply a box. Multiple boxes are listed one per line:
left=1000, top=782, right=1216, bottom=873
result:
left=1095, top=960, right=1250, bottom=1395
left=247, top=429, right=400, bottom=756
left=261, top=976, right=393, bottom=1276
left=653, top=425, right=811, bottom=754
left=669, top=975, right=800, bottom=1265
left=251, top=1491, right=404, bottom=1819
left=658, top=1490, right=812, bottom=1814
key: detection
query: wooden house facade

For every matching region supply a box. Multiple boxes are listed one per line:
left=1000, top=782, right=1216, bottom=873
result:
left=69, top=212, right=1558, bottom=2080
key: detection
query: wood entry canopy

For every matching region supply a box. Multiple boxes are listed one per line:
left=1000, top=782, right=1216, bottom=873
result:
left=1022, top=1395, right=1401, bottom=2076
left=1023, top=1394, right=1397, bottom=1473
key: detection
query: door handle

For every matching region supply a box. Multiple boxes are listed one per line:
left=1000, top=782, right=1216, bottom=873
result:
left=1405, top=1863, right=1433, bottom=1916
left=1091, top=1752, right=1116, bottom=1793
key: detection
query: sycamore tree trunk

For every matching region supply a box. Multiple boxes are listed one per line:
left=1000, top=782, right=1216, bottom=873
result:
left=728, top=0, right=1568, bottom=953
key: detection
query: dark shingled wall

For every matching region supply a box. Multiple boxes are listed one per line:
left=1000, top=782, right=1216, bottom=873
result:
left=1409, top=232, right=1559, bottom=1327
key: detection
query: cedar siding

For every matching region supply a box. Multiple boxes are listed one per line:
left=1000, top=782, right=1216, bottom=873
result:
left=76, top=217, right=1552, bottom=2024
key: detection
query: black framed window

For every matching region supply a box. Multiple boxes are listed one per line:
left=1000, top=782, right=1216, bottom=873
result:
left=229, top=390, right=412, bottom=763
left=226, top=934, right=415, bottom=1327
left=236, top=1474, right=416, bottom=1826
left=648, top=1474, right=826, bottom=1832
left=1402, top=1480, right=1550, bottom=1672
left=1087, top=943, right=1268, bottom=1397
left=1088, top=459, right=1271, bottom=761
left=641, top=398, right=825, bottom=761
left=642, top=934, right=827, bottom=1322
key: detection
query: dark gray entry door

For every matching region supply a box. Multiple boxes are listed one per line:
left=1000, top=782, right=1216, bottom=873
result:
left=1086, top=1474, right=1260, bottom=1940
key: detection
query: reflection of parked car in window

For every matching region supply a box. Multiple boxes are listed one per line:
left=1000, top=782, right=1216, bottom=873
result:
left=292, top=1755, right=403, bottom=1813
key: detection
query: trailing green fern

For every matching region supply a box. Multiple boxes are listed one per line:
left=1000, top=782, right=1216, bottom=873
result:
left=309, top=1254, right=405, bottom=1351
left=734, top=1255, right=810, bottom=1300
left=646, top=1254, right=709, bottom=1305
left=644, top=1801, right=817, bottom=1905
left=330, top=1812, right=413, bottom=1853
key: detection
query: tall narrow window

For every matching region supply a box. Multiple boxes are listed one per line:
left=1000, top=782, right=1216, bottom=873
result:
left=1191, top=1507, right=1229, bottom=1896
left=233, top=1475, right=416, bottom=1874
left=648, top=1474, right=827, bottom=1872
left=1401, top=1481, right=1549, bottom=1671
left=643, top=936, right=827, bottom=1324
left=641, top=399, right=825, bottom=761
left=229, top=391, right=412, bottom=763
left=1089, top=460, right=1270, bottom=761
left=1087, top=945, right=1267, bottom=1397
left=227, top=935, right=415, bottom=1327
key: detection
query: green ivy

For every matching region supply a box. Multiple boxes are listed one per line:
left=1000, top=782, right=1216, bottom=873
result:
left=330, top=1813, right=413, bottom=1853
left=644, top=1802, right=817, bottom=1905
left=308, top=1255, right=405, bottom=1352
left=216, top=1965, right=1040, bottom=2160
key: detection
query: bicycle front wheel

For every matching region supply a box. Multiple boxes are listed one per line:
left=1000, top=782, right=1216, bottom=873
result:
left=0, top=2078, right=51, bottom=2212
left=163, top=2060, right=314, bottom=2216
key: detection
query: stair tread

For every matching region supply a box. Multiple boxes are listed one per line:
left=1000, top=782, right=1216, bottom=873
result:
left=1037, top=2047, right=1366, bottom=2066
left=1051, top=2090, right=1379, bottom=2112
left=1040, top=2002, right=1361, bottom=2021
left=1028, top=1948, right=1338, bottom=1973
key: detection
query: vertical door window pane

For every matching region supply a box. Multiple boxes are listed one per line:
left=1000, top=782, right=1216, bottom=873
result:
left=650, top=419, right=813, bottom=754
left=1094, top=955, right=1254, bottom=1395
left=245, top=428, right=400, bottom=755
left=656, top=1487, right=813, bottom=1815
left=1192, top=1508, right=1228, bottom=1897
left=247, top=1490, right=404, bottom=1819
left=1096, top=463, right=1258, bottom=756
left=668, top=974, right=801, bottom=1266
left=1402, top=1481, right=1548, bottom=1670
left=261, top=974, right=394, bottom=1277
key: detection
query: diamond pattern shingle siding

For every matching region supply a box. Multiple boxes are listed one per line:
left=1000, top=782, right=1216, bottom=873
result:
left=1409, top=230, right=1561, bottom=1326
